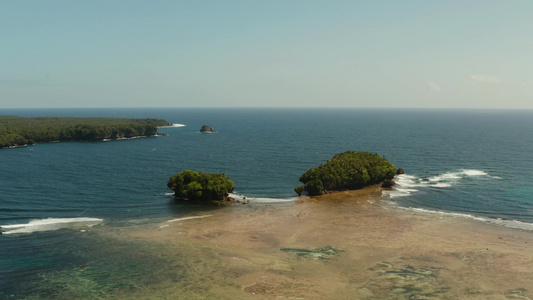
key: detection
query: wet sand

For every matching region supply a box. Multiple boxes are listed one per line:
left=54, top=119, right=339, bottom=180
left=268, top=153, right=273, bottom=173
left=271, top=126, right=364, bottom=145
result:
left=128, top=187, right=533, bottom=299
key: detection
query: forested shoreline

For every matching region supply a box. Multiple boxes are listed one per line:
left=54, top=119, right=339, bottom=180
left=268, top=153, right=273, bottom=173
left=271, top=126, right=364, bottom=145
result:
left=0, top=116, right=170, bottom=148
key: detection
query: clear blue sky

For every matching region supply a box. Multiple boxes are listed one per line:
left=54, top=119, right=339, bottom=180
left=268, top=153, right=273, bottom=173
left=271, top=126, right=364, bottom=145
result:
left=1, top=0, right=532, bottom=109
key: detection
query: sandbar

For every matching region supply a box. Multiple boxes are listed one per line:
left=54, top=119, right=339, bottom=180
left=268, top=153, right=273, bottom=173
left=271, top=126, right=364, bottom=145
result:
left=126, top=187, right=533, bottom=299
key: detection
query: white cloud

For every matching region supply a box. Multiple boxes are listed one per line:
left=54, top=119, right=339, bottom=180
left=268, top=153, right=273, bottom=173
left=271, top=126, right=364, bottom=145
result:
left=428, top=81, right=441, bottom=92
left=470, top=74, right=501, bottom=83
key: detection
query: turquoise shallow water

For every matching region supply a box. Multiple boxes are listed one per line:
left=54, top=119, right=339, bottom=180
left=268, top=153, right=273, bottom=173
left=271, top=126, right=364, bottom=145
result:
left=1, top=108, right=533, bottom=298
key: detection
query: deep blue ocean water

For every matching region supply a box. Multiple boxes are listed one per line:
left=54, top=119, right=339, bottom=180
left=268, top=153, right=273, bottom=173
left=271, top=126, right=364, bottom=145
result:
left=1, top=108, right=532, bottom=298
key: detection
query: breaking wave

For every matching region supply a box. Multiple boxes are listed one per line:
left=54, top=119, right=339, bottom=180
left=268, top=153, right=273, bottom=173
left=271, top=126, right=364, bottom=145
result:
left=158, top=124, right=186, bottom=128
left=385, top=169, right=500, bottom=199
left=166, top=215, right=213, bottom=223
left=382, top=169, right=533, bottom=231
left=393, top=205, right=533, bottom=231
left=0, top=217, right=103, bottom=235
left=230, top=193, right=297, bottom=204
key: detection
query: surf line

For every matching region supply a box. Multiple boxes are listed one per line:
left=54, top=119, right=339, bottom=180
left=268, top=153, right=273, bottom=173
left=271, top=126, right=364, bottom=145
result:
left=0, top=217, right=103, bottom=235
left=167, top=215, right=213, bottom=223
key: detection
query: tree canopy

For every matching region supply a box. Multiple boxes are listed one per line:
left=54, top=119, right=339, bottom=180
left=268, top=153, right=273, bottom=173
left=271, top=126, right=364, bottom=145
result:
left=167, top=170, right=235, bottom=201
left=0, top=116, right=170, bottom=148
left=295, top=151, right=397, bottom=196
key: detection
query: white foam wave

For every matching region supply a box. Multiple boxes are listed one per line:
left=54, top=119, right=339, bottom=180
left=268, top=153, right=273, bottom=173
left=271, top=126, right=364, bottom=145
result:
left=402, top=206, right=487, bottom=222
left=0, top=217, right=103, bottom=235
left=462, top=169, right=488, bottom=176
left=393, top=175, right=420, bottom=188
left=395, top=188, right=419, bottom=194
left=247, top=197, right=297, bottom=203
left=387, top=174, right=424, bottom=198
left=167, top=215, right=213, bottom=223
left=386, top=170, right=529, bottom=230
left=390, top=169, right=499, bottom=198
left=230, top=193, right=297, bottom=203
left=461, top=169, right=502, bottom=179
left=158, top=124, right=186, bottom=128
left=385, top=190, right=417, bottom=198
left=395, top=206, right=533, bottom=231
left=428, top=173, right=461, bottom=182
left=433, top=183, right=453, bottom=188
left=490, top=218, right=533, bottom=231
left=428, top=169, right=493, bottom=182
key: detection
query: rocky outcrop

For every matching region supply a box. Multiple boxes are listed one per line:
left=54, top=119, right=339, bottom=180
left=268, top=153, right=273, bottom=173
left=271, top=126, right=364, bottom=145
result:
left=200, top=125, right=215, bottom=133
left=381, top=179, right=395, bottom=188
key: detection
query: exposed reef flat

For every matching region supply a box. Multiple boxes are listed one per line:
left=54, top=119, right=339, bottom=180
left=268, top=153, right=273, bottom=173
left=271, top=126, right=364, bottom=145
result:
left=115, top=187, right=533, bottom=299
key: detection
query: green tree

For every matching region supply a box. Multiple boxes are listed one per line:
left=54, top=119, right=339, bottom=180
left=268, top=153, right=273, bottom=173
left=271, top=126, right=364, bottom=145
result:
left=295, top=151, right=397, bottom=196
left=167, top=171, right=234, bottom=201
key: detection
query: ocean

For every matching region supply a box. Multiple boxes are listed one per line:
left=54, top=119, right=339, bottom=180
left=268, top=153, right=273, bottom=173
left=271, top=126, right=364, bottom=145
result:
left=1, top=108, right=532, bottom=298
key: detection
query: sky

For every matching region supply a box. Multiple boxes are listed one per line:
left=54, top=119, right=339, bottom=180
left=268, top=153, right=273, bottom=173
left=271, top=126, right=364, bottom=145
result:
left=1, top=0, right=532, bottom=109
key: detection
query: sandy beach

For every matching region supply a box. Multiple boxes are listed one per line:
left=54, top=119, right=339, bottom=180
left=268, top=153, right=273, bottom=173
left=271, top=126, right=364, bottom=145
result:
left=124, top=187, right=533, bottom=299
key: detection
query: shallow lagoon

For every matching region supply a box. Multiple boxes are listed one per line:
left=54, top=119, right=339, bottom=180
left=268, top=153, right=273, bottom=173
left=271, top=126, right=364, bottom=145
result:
left=17, top=188, right=533, bottom=299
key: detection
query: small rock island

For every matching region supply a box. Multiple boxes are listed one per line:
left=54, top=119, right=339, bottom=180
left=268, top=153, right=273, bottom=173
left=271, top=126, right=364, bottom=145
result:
left=295, top=151, right=399, bottom=196
left=200, top=125, right=216, bottom=133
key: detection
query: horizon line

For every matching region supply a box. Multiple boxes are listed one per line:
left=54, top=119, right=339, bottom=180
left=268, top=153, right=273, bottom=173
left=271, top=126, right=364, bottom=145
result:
left=2, top=106, right=533, bottom=111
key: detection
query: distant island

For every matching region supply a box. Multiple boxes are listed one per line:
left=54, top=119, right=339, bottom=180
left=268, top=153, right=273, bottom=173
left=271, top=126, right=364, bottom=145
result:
left=0, top=116, right=170, bottom=148
left=295, top=151, right=399, bottom=196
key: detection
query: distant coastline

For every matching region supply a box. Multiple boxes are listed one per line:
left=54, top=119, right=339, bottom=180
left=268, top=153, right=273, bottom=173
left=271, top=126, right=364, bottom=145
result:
left=0, top=116, right=170, bottom=148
